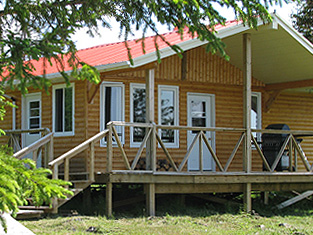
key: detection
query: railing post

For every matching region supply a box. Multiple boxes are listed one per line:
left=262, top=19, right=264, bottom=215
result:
left=90, top=142, right=95, bottom=182
left=33, top=150, right=38, bottom=166
left=52, top=164, right=59, bottom=214
left=289, top=138, right=293, bottom=171
left=64, top=159, right=69, bottom=189
left=199, top=132, right=203, bottom=172
left=48, top=134, right=54, bottom=163
left=243, top=33, right=252, bottom=212
left=107, top=122, right=113, bottom=173
left=145, top=69, right=155, bottom=171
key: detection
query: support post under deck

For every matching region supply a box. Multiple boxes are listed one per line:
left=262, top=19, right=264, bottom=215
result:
left=106, top=182, right=113, bottom=218
left=145, top=69, right=156, bottom=216
left=146, top=183, right=155, bottom=216
left=243, top=33, right=252, bottom=212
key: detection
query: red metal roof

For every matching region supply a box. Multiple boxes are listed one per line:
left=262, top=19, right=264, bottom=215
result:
left=27, top=20, right=241, bottom=76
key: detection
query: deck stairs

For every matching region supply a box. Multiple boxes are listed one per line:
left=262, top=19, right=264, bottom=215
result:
left=7, top=129, right=109, bottom=218
left=17, top=175, right=93, bottom=218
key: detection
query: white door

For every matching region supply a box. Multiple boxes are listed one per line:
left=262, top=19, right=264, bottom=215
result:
left=187, top=93, right=215, bottom=171
left=22, top=93, right=42, bottom=167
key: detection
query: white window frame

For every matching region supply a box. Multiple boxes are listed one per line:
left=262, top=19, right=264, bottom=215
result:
left=252, top=92, right=262, bottom=142
left=52, top=83, right=75, bottom=137
left=158, top=85, right=179, bottom=148
left=100, top=81, right=125, bottom=147
left=130, top=83, right=146, bottom=147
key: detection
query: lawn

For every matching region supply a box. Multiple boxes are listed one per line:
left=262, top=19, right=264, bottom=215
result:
left=21, top=212, right=313, bottom=234
left=20, top=189, right=313, bottom=234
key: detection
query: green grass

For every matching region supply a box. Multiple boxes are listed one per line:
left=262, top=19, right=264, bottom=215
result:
left=21, top=212, right=313, bottom=235
left=20, top=188, right=313, bottom=234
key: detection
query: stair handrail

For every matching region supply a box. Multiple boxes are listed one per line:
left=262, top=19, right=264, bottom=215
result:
left=12, top=130, right=54, bottom=168
left=5, top=128, right=51, bottom=153
left=48, top=130, right=109, bottom=183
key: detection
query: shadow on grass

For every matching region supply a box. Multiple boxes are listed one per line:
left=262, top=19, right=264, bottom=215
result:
left=58, top=184, right=313, bottom=219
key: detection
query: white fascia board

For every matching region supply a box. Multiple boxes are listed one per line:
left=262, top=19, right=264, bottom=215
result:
left=272, top=13, right=313, bottom=55
left=130, top=18, right=274, bottom=68
left=44, top=61, right=131, bottom=82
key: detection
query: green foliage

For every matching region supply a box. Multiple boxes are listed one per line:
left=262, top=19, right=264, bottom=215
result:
left=292, top=0, right=313, bottom=43
left=0, top=0, right=285, bottom=95
left=0, top=145, right=73, bottom=216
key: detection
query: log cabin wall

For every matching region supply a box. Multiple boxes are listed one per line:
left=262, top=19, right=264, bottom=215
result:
left=0, top=81, right=88, bottom=173
left=88, top=47, right=266, bottom=173
left=263, top=91, right=313, bottom=171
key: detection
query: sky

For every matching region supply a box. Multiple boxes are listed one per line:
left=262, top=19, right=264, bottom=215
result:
left=72, top=2, right=298, bottom=50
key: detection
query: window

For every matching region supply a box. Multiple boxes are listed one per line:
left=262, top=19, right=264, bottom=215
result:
left=53, top=83, right=74, bottom=136
left=29, top=100, right=40, bottom=131
left=100, top=82, right=124, bottom=146
left=158, top=85, right=179, bottom=147
left=130, top=83, right=146, bottom=146
left=252, top=92, right=262, bottom=141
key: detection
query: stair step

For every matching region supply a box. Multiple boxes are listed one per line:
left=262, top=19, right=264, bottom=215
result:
left=71, top=180, right=92, bottom=189
left=18, top=205, right=51, bottom=210
left=16, top=209, right=44, bottom=220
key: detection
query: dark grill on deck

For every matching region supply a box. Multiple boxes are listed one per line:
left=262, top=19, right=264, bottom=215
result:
left=262, top=124, right=290, bottom=171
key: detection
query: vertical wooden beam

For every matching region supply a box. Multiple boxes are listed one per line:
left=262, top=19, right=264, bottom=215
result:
left=107, top=122, right=113, bottom=173
left=64, top=158, right=69, bottom=189
left=199, top=132, right=203, bottom=172
left=90, top=142, right=95, bottom=182
left=145, top=69, right=156, bottom=216
left=106, top=182, right=113, bottom=218
left=145, top=69, right=156, bottom=171
left=243, top=183, right=252, bottom=212
left=181, top=52, right=187, bottom=80
left=52, top=164, right=59, bottom=214
left=49, top=135, right=54, bottom=163
left=243, top=33, right=252, bottom=173
left=263, top=191, right=269, bottom=205
left=146, top=183, right=155, bottom=216
left=289, top=140, right=293, bottom=172
left=243, top=33, right=252, bottom=212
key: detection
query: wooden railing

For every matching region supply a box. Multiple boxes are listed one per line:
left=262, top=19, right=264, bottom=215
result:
left=48, top=130, right=109, bottom=185
left=106, top=121, right=313, bottom=174
left=251, top=129, right=313, bottom=172
left=4, top=128, right=53, bottom=168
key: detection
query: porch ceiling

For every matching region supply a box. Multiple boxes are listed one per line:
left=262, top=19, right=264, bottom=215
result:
left=223, top=23, right=313, bottom=85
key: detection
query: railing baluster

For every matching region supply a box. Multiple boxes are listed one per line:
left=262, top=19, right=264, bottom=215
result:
left=224, top=133, right=245, bottom=172
left=271, top=134, right=291, bottom=172
left=291, top=135, right=311, bottom=171
left=251, top=133, right=270, bottom=171
left=202, top=132, right=224, bottom=172
left=179, top=132, right=201, bottom=171
left=131, top=128, right=152, bottom=170
left=112, top=126, right=130, bottom=170
left=90, top=142, right=95, bottom=182
left=155, top=131, right=178, bottom=172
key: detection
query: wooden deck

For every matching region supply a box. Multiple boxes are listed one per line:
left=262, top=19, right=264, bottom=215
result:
left=97, top=171, right=313, bottom=193
left=4, top=123, right=313, bottom=217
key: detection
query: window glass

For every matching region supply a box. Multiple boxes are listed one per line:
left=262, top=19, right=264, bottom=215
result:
left=132, top=86, right=146, bottom=143
left=64, top=87, right=73, bottom=132
left=29, top=101, right=40, bottom=130
left=55, top=89, right=63, bottom=132
left=251, top=92, right=261, bottom=141
left=100, top=83, right=124, bottom=146
left=159, top=85, right=179, bottom=147
left=53, top=84, right=74, bottom=136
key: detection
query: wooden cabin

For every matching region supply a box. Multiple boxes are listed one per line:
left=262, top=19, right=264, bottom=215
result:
left=2, top=13, right=313, bottom=215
